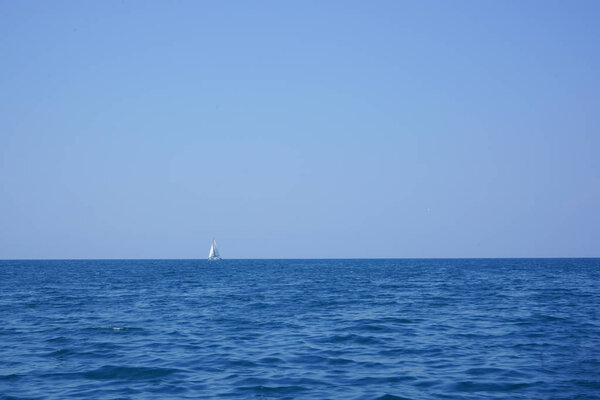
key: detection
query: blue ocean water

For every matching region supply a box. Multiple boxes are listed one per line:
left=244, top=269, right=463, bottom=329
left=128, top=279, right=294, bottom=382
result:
left=0, top=259, right=599, bottom=399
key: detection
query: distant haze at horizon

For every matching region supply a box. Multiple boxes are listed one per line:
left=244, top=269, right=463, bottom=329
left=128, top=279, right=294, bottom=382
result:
left=1, top=1, right=599, bottom=259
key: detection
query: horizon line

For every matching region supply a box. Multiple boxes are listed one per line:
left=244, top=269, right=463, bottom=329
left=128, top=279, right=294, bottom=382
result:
left=1, top=256, right=599, bottom=261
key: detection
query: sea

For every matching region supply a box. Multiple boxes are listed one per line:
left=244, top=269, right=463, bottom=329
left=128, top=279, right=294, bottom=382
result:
left=1, top=258, right=599, bottom=399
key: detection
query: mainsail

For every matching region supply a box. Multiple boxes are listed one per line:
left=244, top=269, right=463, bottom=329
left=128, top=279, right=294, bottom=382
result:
left=208, top=239, right=221, bottom=260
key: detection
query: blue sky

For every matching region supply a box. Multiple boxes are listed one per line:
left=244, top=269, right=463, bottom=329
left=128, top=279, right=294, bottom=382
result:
left=1, top=1, right=599, bottom=258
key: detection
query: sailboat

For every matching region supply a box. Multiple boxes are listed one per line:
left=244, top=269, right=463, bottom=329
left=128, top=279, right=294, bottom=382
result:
left=208, top=239, right=221, bottom=261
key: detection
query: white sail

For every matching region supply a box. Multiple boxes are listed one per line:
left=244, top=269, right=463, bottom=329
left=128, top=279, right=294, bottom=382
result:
left=208, top=239, right=221, bottom=260
left=212, top=240, right=220, bottom=258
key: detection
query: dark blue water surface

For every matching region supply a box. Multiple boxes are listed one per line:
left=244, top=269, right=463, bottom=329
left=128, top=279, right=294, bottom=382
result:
left=1, top=259, right=599, bottom=399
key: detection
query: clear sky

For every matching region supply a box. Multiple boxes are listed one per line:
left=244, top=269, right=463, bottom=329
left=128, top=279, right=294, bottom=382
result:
left=1, top=1, right=599, bottom=259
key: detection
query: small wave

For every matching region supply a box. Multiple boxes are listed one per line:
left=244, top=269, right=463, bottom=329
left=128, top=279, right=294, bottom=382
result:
left=414, top=379, right=442, bottom=388
left=46, top=348, right=77, bottom=357
left=85, top=365, right=183, bottom=380
left=346, top=323, right=387, bottom=332
left=320, top=333, right=385, bottom=345
left=354, top=376, right=416, bottom=385
left=225, top=359, right=259, bottom=368
left=327, top=357, right=355, bottom=365
left=0, top=373, right=23, bottom=382
left=1, top=395, right=43, bottom=400
left=289, top=354, right=328, bottom=364
left=450, top=380, right=539, bottom=392
left=463, top=367, right=505, bottom=376
left=45, top=336, right=70, bottom=344
left=258, top=356, right=284, bottom=364
left=43, top=365, right=184, bottom=381
left=234, top=385, right=309, bottom=395
left=87, top=326, right=146, bottom=333
left=572, top=379, right=600, bottom=390
left=375, top=394, right=412, bottom=400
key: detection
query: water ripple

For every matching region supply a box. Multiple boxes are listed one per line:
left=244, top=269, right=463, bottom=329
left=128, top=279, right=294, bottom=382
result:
left=0, top=258, right=599, bottom=399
